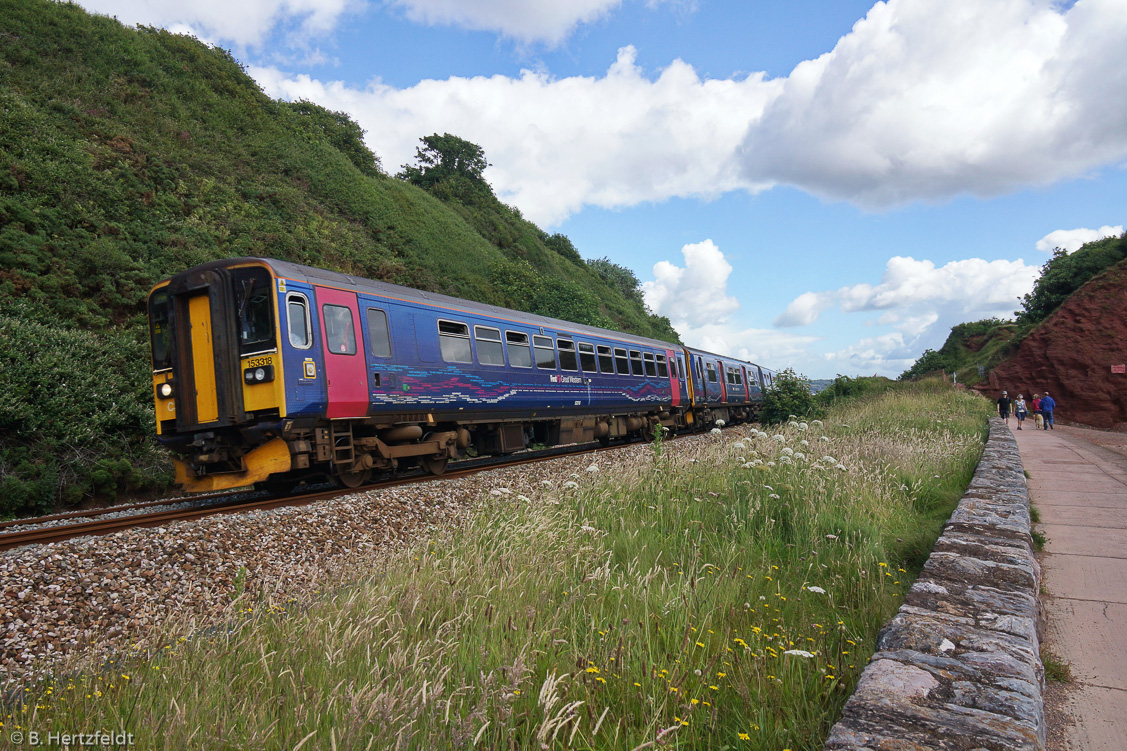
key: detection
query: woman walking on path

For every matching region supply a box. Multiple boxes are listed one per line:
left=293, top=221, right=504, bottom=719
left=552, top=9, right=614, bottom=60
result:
left=1014, top=394, right=1028, bottom=430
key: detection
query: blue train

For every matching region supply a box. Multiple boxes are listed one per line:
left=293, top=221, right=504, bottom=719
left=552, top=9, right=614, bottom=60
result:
left=147, top=258, right=777, bottom=492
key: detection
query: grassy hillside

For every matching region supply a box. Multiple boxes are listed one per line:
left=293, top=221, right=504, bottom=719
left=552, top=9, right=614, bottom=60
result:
left=900, top=232, right=1127, bottom=384
left=0, top=0, right=677, bottom=514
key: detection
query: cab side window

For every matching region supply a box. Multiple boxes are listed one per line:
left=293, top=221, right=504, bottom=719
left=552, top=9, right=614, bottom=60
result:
left=287, top=294, right=312, bottom=349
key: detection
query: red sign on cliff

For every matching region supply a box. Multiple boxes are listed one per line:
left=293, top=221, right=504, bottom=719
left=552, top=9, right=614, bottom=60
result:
left=1112, top=364, right=1126, bottom=374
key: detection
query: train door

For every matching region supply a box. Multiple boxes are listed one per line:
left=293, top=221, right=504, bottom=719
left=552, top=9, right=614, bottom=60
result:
left=316, top=286, right=368, bottom=418
left=665, top=348, right=681, bottom=407
left=185, top=292, right=220, bottom=424
left=742, top=366, right=751, bottom=400
left=718, top=360, right=728, bottom=403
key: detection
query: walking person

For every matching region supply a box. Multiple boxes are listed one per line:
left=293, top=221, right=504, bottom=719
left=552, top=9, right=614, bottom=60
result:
left=1040, top=391, right=1057, bottom=430
left=997, top=390, right=1012, bottom=425
left=1014, top=394, right=1028, bottom=430
left=1032, top=393, right=1044, bottom=429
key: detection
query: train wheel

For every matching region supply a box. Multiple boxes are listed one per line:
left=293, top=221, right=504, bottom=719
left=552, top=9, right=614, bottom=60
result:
left=420, top=455, right=449, bottom=475
left=336, top=468, right=371, bottom=489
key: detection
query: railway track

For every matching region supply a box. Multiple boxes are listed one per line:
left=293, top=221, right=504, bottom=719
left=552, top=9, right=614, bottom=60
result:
left=0, top=438, right=629, bottom=551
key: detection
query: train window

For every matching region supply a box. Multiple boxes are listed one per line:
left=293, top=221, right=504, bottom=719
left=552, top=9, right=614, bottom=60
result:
left=506, top=331, right=533, bottom=368
left=474, top=326, right=505, bottom=366
left=148, top=290, right=172, bottom=371
left=557, top=338, right=578, bottom=371
left=630, top=350, right=644, bottom=376
left=614, top=348, right=629, bottom=375
left=706, top=362, right=717, bottom=383
left=670, top=359, right=679, bottom=379
left=597, top=345, right=614, bottom=373
left=533, top=335, right=557, bottom=369
left=657, top=354, right=669, bottom=378
left=286, top=294, right=313, bottom=349
left=366, top=308, right=391, bottom=358
left=643, top=352, right=657, bottom=377
left=578, top=342, right=598, bottom=372
left=438, top=320, right=472, bottom=363
left=322, top=305, right=357, bottom=355
left=234, top=267, right=275, bottom=354
left=735, top=369, right=743, bottom=386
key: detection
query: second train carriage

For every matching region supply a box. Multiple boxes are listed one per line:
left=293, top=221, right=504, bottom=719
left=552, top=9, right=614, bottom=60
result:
left=148, top=258, right=777, bottom=492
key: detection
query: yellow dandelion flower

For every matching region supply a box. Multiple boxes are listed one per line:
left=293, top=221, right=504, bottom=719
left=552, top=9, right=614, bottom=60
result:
left=739, top=732, right=750, bottom=740
left=696, top=641, right=705, bottom=648
left=586, top=667, right=600, bottom=674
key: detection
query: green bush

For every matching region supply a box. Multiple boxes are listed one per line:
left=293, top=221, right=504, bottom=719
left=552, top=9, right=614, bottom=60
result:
left=759, top=368, right=822, bottom=425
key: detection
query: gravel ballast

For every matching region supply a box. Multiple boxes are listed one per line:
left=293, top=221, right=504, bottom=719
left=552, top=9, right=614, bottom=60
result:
left=0, top=438, right=693, bottom=683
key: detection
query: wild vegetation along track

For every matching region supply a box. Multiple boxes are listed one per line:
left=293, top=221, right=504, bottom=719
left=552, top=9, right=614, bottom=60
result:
left=0, top=436, right=650, bottom=551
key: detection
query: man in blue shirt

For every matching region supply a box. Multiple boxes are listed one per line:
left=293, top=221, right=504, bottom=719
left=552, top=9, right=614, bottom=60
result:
left=1040, top=391, right=1057, bottom=430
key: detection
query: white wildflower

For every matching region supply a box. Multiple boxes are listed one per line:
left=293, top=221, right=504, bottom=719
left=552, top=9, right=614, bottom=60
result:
left=768, top=493, right=780, bottom=499
left=716, top=419, right=725, bottom=427
left=780, top=447, right=794, bottom=456
left=579, top=525, right=598, bottom=535
left=784, top=649, right=815, bottom=658
left=821, top=436, right=831, bottom=442
left=798, top=422, right=808, bottom=431
left=733, top=442, right=746, bottom=450
left=794, top=452, right=806, bottom=461
left=586, top=463, right=599, bottom=473
left=821, top=455, right=836, bottom=464
left=812, top=420, right=823, bottom=428
left=563, top=481, right=579, bottom=489
left=788, top=420, right=799, bottom=428
left=710, top=428, right=722, bottom=435
left=759, top=596, right=767, bottom=601
left=835, top=464, right=847, bottom=472
left=825, top=534, right=838, bottom=540
left=800, top=439, right=809, bottom=447
left=806, top=586, right=826, bottom=594
left=766, top=461, right=776, bottom=467
left=773, top=434, right=785, bottom=443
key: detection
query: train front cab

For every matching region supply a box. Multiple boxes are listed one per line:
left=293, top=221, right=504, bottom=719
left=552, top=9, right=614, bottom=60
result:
left=148, top=261, right=293, bottom=492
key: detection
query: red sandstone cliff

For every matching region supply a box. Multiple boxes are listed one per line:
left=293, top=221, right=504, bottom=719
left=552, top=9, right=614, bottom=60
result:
left=975, top=258, right=1127, bottom=431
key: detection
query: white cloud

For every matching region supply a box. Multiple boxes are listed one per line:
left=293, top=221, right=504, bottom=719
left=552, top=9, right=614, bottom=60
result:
left=641, top=239, right=740, bottom=329
left=76, top=0, right=356, bottom=47
left=254, top=47, right=781, bottom=225
left=386, top=0, right=623, bottom=45
left=738, top=0, right=1127, bottom=206
left=248, top=0, right=1127, bottom=225
left=776, top=255, right=1042, bottom=377
left=779, top=256, right=1039, bottom=327
left=1035, top=225, right=1123, bottom=253
left=774, top=291, right=834, bottom=327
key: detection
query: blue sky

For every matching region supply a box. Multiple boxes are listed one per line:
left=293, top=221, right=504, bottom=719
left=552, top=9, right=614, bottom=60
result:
left=80, top=0, right=1127, bottom=378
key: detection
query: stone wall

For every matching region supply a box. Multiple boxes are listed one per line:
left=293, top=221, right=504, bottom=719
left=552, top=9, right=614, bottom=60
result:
left=824, top=418, right=1044, bottom=751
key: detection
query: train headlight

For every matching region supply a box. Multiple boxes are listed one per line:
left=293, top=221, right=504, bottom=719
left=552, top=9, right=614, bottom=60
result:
left=244, top=364, right=275, bottom=384
left=157, top=382, right=174, bottom=399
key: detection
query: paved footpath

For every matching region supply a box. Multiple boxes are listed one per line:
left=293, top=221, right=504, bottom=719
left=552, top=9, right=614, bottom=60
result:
left=1012, top=423, right=1127, bottom=751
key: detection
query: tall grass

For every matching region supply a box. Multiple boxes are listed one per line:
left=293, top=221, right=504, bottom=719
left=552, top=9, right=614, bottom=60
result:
left=6, top=383, right=992, bottom=749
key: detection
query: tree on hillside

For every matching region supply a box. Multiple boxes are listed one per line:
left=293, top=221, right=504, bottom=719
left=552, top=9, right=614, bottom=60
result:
left=397, top=133, right=490, bottom=189
left=282, top=100, right=383, bottom=177
left=587, top=256, right=645, bottom=307
left=898, top=348, right=950, bottom=381
left=1017, top=233, right=1127, bottom=324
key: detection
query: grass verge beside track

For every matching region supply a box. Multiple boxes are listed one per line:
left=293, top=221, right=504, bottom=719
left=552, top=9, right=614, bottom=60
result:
left=6, top=382, right=993, bottom=750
